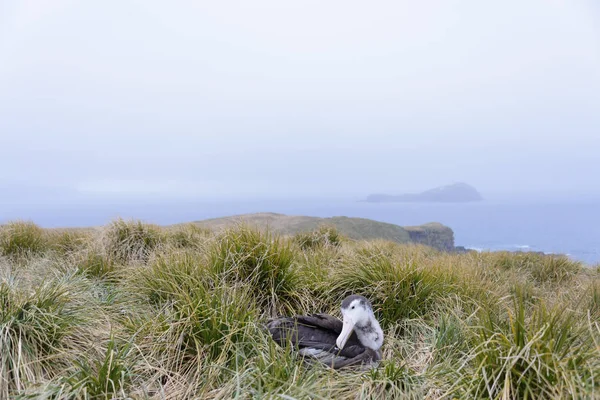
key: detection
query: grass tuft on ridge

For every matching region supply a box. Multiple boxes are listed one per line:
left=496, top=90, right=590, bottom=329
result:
left=293, top=225, right=343, bottom=250
left=0, top=221, right=47, bottom=259
left=101, top=218, right=163, bottom=263
left=492, top=251, right=582, bottom=284
left=209, top=225, right=300, bottom=311
left=330, top=242, right=485, bottom=326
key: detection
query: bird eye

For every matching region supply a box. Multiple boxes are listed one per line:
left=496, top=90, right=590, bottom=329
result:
left=351, top=306, right=355, bottom=309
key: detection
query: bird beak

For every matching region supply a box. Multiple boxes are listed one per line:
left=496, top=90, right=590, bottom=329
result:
left=336, top=316, right=355, bottom=350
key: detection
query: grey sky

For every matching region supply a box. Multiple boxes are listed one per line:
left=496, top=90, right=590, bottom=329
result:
left=1, top=0, right=599, bottom=200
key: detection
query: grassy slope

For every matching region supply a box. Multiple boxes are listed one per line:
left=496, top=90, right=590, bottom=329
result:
left=192, top=212, right=453, bottom=249
left=0, top=219, right=599, bottom=399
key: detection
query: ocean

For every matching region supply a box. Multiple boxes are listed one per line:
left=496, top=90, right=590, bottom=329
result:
left=2, top=199, right=599, bottom=265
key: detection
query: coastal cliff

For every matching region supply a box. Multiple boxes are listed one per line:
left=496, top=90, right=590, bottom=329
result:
left=404, top=222, right=455, bottom=251
left=192, top=212, right=459, bottom=252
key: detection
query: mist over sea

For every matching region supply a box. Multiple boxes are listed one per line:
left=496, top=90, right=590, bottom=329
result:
left=2, top=198, right=599, bottom=265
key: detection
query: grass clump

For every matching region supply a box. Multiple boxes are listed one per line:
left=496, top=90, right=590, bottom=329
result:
left=130, top=249, right=257, bottom=364
left=61, top=334, right=133, bottom=399
left=433, top=312, right=468, bottom=361
left=19, top=335, right=134, bottom=400
left=0, top=273, right=87, bottom=397
left=492, top=252, right=581, bottom=284
left=362, top=361, right=428, bottom=399
left=587, top=280, right=600, bottom=317
left=453, top=290, right=599, bottom=399
left=209, top=225, right=299, bottom=310
left=133, top=250, right=207, bottom=306
left=330, top=243, right=472, bottom=325
left=47, top=230, right=91, bottom=256
left=167, top=224, right=211, bottom=249
left=169, top=284, right=257, bottom=361
left=293, top=225, right=342, bottom=250
left=101, top=219, right=163, bottom=263
left=76, top=248, right=117, bottom=279
left=531, top=255, right=582, bottom=284
left=0, top=221, right=47, bottom=258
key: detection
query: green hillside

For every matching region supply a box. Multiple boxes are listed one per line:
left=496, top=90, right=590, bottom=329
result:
left=192, top=212, right=455, bottom=251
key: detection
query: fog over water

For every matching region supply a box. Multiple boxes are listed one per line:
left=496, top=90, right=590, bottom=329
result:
left=1, top=1, right=599, bottom=263
left=1, top=0, right=599, bottom=202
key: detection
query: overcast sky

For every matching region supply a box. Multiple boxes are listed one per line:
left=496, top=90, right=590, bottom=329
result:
left=1, top=0, right=599, bottom=201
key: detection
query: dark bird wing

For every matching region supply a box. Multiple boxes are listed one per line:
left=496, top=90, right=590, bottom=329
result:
left=266, top=313, right=376, bottom=368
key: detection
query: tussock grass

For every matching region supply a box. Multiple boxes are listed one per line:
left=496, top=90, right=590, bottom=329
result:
left=129, top=249, right=257, bottom=365
left=588, top=279, right=600, bottom=317
left=452, top=289, right=598, bottom=399
left=330, top=242, right=489, bottom=326
left=132, top=249, right=208, bottom=306
left=0, top=272, right=92, bottom=397
left=491, top=251, right=582, bottom=284
left=17, top=334, right=134, bottom=400
left=362, top=361, right=429, bottom=399
left=167, top=223, right=212, bottom=250
left=209, top=225, right=300, bottom=312
left=61, top=334, right=133, bottom=398
left=75, top=248, right=117, bottom=279
left=168, top=283, right=257, bottom=361
left=294, top=225, right=343, bottom=250
left=101, top=218, right=163, bottom=263
left=47, top=229, right=92, bottom=256
left=0, top=221, right=47, bottom=259
left=2, top=219, right=599, bottom=399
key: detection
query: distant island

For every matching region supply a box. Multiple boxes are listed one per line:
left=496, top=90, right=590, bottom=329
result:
left=365, top=182, right=483, bottom=203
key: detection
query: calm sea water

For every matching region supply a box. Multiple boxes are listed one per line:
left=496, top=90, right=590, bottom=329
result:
left=2, top=199, right=599, bottom=265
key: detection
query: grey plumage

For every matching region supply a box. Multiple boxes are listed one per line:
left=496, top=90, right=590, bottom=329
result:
left=341, top=294, right=371, bottom=310
left=266, top=296, right=383, bottom=369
